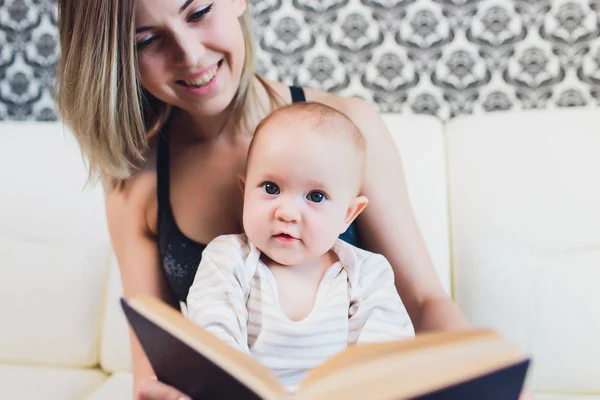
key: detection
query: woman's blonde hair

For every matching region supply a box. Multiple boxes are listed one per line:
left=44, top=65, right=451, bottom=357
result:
left=55, top=0, right=272, bottom=189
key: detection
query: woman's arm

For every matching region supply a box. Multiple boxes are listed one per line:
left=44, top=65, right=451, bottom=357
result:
left=104, top=172, right=190, bottom=400
left=341, top=97, right=470, bottom=333
left=341, top=97, right=537, bottom=399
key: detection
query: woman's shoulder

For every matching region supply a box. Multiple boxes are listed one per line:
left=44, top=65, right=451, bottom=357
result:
left=265, top=80, right=375, bottom=116
left=103, top=138, right=159, bottom=235
left=302, top=87, right=386, bottom=137
left=263, top=80, right=389, bottom=144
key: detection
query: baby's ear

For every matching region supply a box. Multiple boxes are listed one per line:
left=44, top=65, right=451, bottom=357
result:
left=238, top=174, right=246, bottom=193
left=342, top=195, right=368, bottom=232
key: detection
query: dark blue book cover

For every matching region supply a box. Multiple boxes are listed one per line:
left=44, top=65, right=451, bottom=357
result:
left=412, top=360, right=530, bottom=400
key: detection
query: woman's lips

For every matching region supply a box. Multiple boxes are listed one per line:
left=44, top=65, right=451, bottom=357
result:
left=176, top=60, right=222, bottom=87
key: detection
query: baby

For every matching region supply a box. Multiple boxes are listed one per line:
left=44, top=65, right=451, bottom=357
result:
left=187, top=102, right=414, bottom=391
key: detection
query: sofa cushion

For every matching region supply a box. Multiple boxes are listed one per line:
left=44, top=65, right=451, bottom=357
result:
left=0, top=123, right=112, bottom=367
left=535, top=395, right=600, bottom=400
left=85, top=372, right=133, bottom=400
left=99, top=253, right=133, bottom=373
left=446, top=108, right=600, bottom=393
left=0, top=364, right=106, bottom=400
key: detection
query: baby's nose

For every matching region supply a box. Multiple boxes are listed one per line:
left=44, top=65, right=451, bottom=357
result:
left=274, top=201, right=300, bottom=223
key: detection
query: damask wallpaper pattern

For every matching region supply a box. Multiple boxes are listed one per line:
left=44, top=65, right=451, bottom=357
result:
left=1, top=0, right=599, bottom=121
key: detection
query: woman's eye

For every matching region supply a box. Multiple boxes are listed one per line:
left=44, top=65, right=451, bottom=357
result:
left=136, top=36, right=158, bottom=51
left=261, top=182, right=280, bottom=195
left=307, top=191, right=326, bottom=203
left=189, top=3, right=213, bottom=22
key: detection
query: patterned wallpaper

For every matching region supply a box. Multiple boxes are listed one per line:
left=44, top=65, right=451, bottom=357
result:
left=1, top=0, right=600, bottom=121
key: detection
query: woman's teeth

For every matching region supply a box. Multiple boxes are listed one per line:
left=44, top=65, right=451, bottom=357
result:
left=181, top=66, right=218, bottom=87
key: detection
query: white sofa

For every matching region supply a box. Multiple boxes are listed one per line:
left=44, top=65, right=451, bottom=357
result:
left=1, top=108, right=599, bottom=400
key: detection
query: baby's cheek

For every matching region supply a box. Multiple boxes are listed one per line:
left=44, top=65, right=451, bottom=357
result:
left=310, top=215, right=342, bottom=249
left=243, top=203, right=266, bottom=241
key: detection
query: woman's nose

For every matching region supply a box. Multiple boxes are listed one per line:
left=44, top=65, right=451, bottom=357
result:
left=172, top=32, right=205, bottom=67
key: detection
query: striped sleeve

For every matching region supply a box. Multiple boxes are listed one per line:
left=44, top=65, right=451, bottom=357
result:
left=348, top=253, right=415, bottom=345
left=186, top=235, right=251, bottom=353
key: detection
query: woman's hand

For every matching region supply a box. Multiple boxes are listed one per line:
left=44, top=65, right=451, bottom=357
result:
left=136, top=376, right=191, bottom=400
left=519, top=387, right=534, bottom=400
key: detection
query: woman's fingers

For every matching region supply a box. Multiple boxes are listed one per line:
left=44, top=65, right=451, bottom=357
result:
left=136, top=376, right=191, bottom=400
left=518, top=387, right=534, bottom=400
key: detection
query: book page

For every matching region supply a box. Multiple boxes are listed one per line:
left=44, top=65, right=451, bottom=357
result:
left=296, top=330, right=526, bottom=400
left=301, top=329, right=498, bottom=387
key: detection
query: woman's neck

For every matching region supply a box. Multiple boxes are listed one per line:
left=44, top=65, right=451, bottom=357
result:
left=169, top=105, right=233, bottom=145
left=168, top=76, right=282, bottom=145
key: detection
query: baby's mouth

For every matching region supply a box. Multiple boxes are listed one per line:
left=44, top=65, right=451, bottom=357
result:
left=274, top=233, right=298, bottom=241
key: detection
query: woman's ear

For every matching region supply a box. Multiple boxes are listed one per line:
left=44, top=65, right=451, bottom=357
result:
left=232, top=0, right=247, bottom=17
left=342, top=195, right=368, bottom=232
left=238, top=175, right=246, bottom=193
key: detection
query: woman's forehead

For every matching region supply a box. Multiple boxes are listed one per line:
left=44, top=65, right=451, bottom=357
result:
left=134, top=0, right=192, bottom=21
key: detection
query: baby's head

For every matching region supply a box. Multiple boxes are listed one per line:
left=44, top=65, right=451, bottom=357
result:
left=240, top=102, right=368, bottom=266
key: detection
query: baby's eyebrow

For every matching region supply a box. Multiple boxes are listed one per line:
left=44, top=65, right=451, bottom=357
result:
left=306, top=183, right=331, bottom=194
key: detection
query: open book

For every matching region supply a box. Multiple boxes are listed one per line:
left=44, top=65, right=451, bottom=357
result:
left=121, top=295, right=530, bottom=400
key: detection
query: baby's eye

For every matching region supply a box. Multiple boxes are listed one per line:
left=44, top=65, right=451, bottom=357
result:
left=261, top=182, right=280, bottom=195
left=307, top=191, right=326, bottom=203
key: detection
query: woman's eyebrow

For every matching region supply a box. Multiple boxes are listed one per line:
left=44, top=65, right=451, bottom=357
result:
left=135, top=26, right=152, bottom=34
left=179, top=0, right=194, bottom=13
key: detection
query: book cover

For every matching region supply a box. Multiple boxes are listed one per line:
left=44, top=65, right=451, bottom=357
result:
left=121, top=296, right=530, bottom=400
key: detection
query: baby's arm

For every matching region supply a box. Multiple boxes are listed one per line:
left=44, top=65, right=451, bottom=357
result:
left=349, top=253, right=415, bottom=344
left=186, top=235, right=251, bottom=353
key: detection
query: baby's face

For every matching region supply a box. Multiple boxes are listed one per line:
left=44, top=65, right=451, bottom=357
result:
left=242, top=119, right=363, bottom=266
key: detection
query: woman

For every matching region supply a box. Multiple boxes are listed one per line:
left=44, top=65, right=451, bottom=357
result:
left=56, top=0, right=470, bottom=399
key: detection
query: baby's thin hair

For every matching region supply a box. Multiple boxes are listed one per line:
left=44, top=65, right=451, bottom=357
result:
left=248, top=101, right=367, bottom=192
left=252, top=101, right=365, bottom=153
left=250, top=101, right=365, bottom=157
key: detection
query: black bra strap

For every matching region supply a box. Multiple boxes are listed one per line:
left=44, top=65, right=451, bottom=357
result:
left=290, top=86, right=306, bottom=103
left=156, top=129, right=171, bottom=215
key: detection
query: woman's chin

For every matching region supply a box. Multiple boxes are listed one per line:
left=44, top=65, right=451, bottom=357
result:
left=179, top=89, right=238, bottom=119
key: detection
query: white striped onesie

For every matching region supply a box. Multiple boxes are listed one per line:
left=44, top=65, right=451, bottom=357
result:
left=187, top=234, right=415, bottom=392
